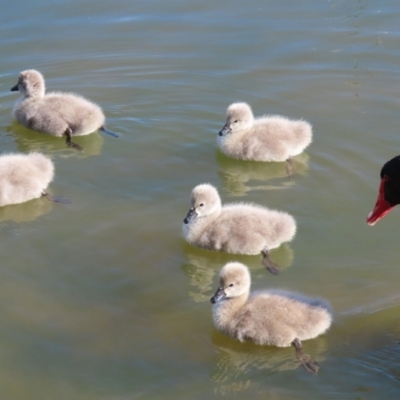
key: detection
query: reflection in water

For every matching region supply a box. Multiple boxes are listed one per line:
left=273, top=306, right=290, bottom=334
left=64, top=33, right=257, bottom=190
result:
left=7, top=122, right=104, bottom=157
left=181, top=244, right=293, bottom=303
left=216, top=151, right=309, bottom=196
left=0, top=197, right=52, bottom=223
left=210, top=330, right=328, bottom=394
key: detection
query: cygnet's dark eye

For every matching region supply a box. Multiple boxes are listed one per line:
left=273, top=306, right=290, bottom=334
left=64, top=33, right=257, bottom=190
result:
left=229, top=283, right=234, bottom=287
left=234, top=120, right=238, bottom=123
left=199, top=203, right=204, bottom=207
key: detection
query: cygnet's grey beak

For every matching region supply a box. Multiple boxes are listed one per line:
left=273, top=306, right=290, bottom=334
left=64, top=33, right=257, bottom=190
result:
left=10, top=84, right=19, bottom=92
left=210, top=287, right=226, bottom=304
left=218, top=124, right=231, bottom=137
left=184, top=208, right=197, bottom=224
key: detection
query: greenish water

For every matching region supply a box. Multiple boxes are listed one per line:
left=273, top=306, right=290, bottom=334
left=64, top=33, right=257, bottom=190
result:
left=1, top=0, right=400, bottom=398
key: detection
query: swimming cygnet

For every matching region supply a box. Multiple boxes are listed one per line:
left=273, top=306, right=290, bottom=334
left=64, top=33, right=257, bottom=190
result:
left=11, top=69, right=119, bottom=150
left=0, top=152, right=58, bottom=206
left=211, top=262, right=332, bottom=375
left=218, top=102, right=312, bottom=177
left=182, top=183, right=296, bottom=274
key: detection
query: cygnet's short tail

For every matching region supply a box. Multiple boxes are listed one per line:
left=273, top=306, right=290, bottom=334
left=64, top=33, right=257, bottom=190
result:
left=276, top=213, right=297, bottom=243
left=100, top=126, right=120, bottom=138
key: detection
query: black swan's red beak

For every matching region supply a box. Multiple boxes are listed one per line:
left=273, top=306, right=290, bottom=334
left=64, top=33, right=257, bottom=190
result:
left=367, top=177, right=395, bottom=226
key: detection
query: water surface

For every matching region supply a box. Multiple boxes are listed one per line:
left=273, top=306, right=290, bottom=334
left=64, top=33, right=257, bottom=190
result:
left=1, top=0, right=400, bottom=398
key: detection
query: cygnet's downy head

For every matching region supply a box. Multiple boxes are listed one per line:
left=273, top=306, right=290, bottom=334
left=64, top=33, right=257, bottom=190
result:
left=218, top=102, right=254, bottom=137
left=11, top=69, right=46, bottom=98
left=211, top=262, right=251, bottom=303
left=183, top=183, right=221, bottom=224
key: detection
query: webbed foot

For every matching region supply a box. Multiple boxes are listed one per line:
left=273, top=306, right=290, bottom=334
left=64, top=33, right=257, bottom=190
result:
left=261, top=248, right=281, bottom=275
left=292, top=338, right=319, bottom=376
left=100, top=126, right=120, bottom=138
left=64, top=128, right=83, bottom=151
left=42, top=191, right=71, bottom=204
left=286, top=157, right=294, bottom=179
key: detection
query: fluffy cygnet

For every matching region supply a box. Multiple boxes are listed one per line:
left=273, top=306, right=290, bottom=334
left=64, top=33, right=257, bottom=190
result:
left=11, top=69, right=119, bottom=150
left=211, top=262, right=332, bottom=375
left=0, top=152, right=55, bottom=206
left=182, top=183, right=296, bottom=274
left=218, top=102, right=312, bottom=176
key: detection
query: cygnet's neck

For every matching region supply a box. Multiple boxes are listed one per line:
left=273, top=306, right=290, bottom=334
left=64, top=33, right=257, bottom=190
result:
left=228, top=292, right=249, bottom=310
left=204, top=205, right=222, bottom=221
left=213, top=292, right=249, bottom=331
left=232, top=124, right=253, bottom=137
left=236, top=115, right=255, bottom=134
left=219, top=124, right=253, bottom=150
left=25, top=86, right=45, bottom=99
left=185, top=207, right=220, bottom=241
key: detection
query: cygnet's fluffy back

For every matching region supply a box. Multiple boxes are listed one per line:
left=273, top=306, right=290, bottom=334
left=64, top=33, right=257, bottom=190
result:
left=211, top=262, right=332, bottom=348
left=218, top=102, right=312, bottom=162
left=183, top=183, right=296, bottom=254
left=0, top=152, right=54, bottom=206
